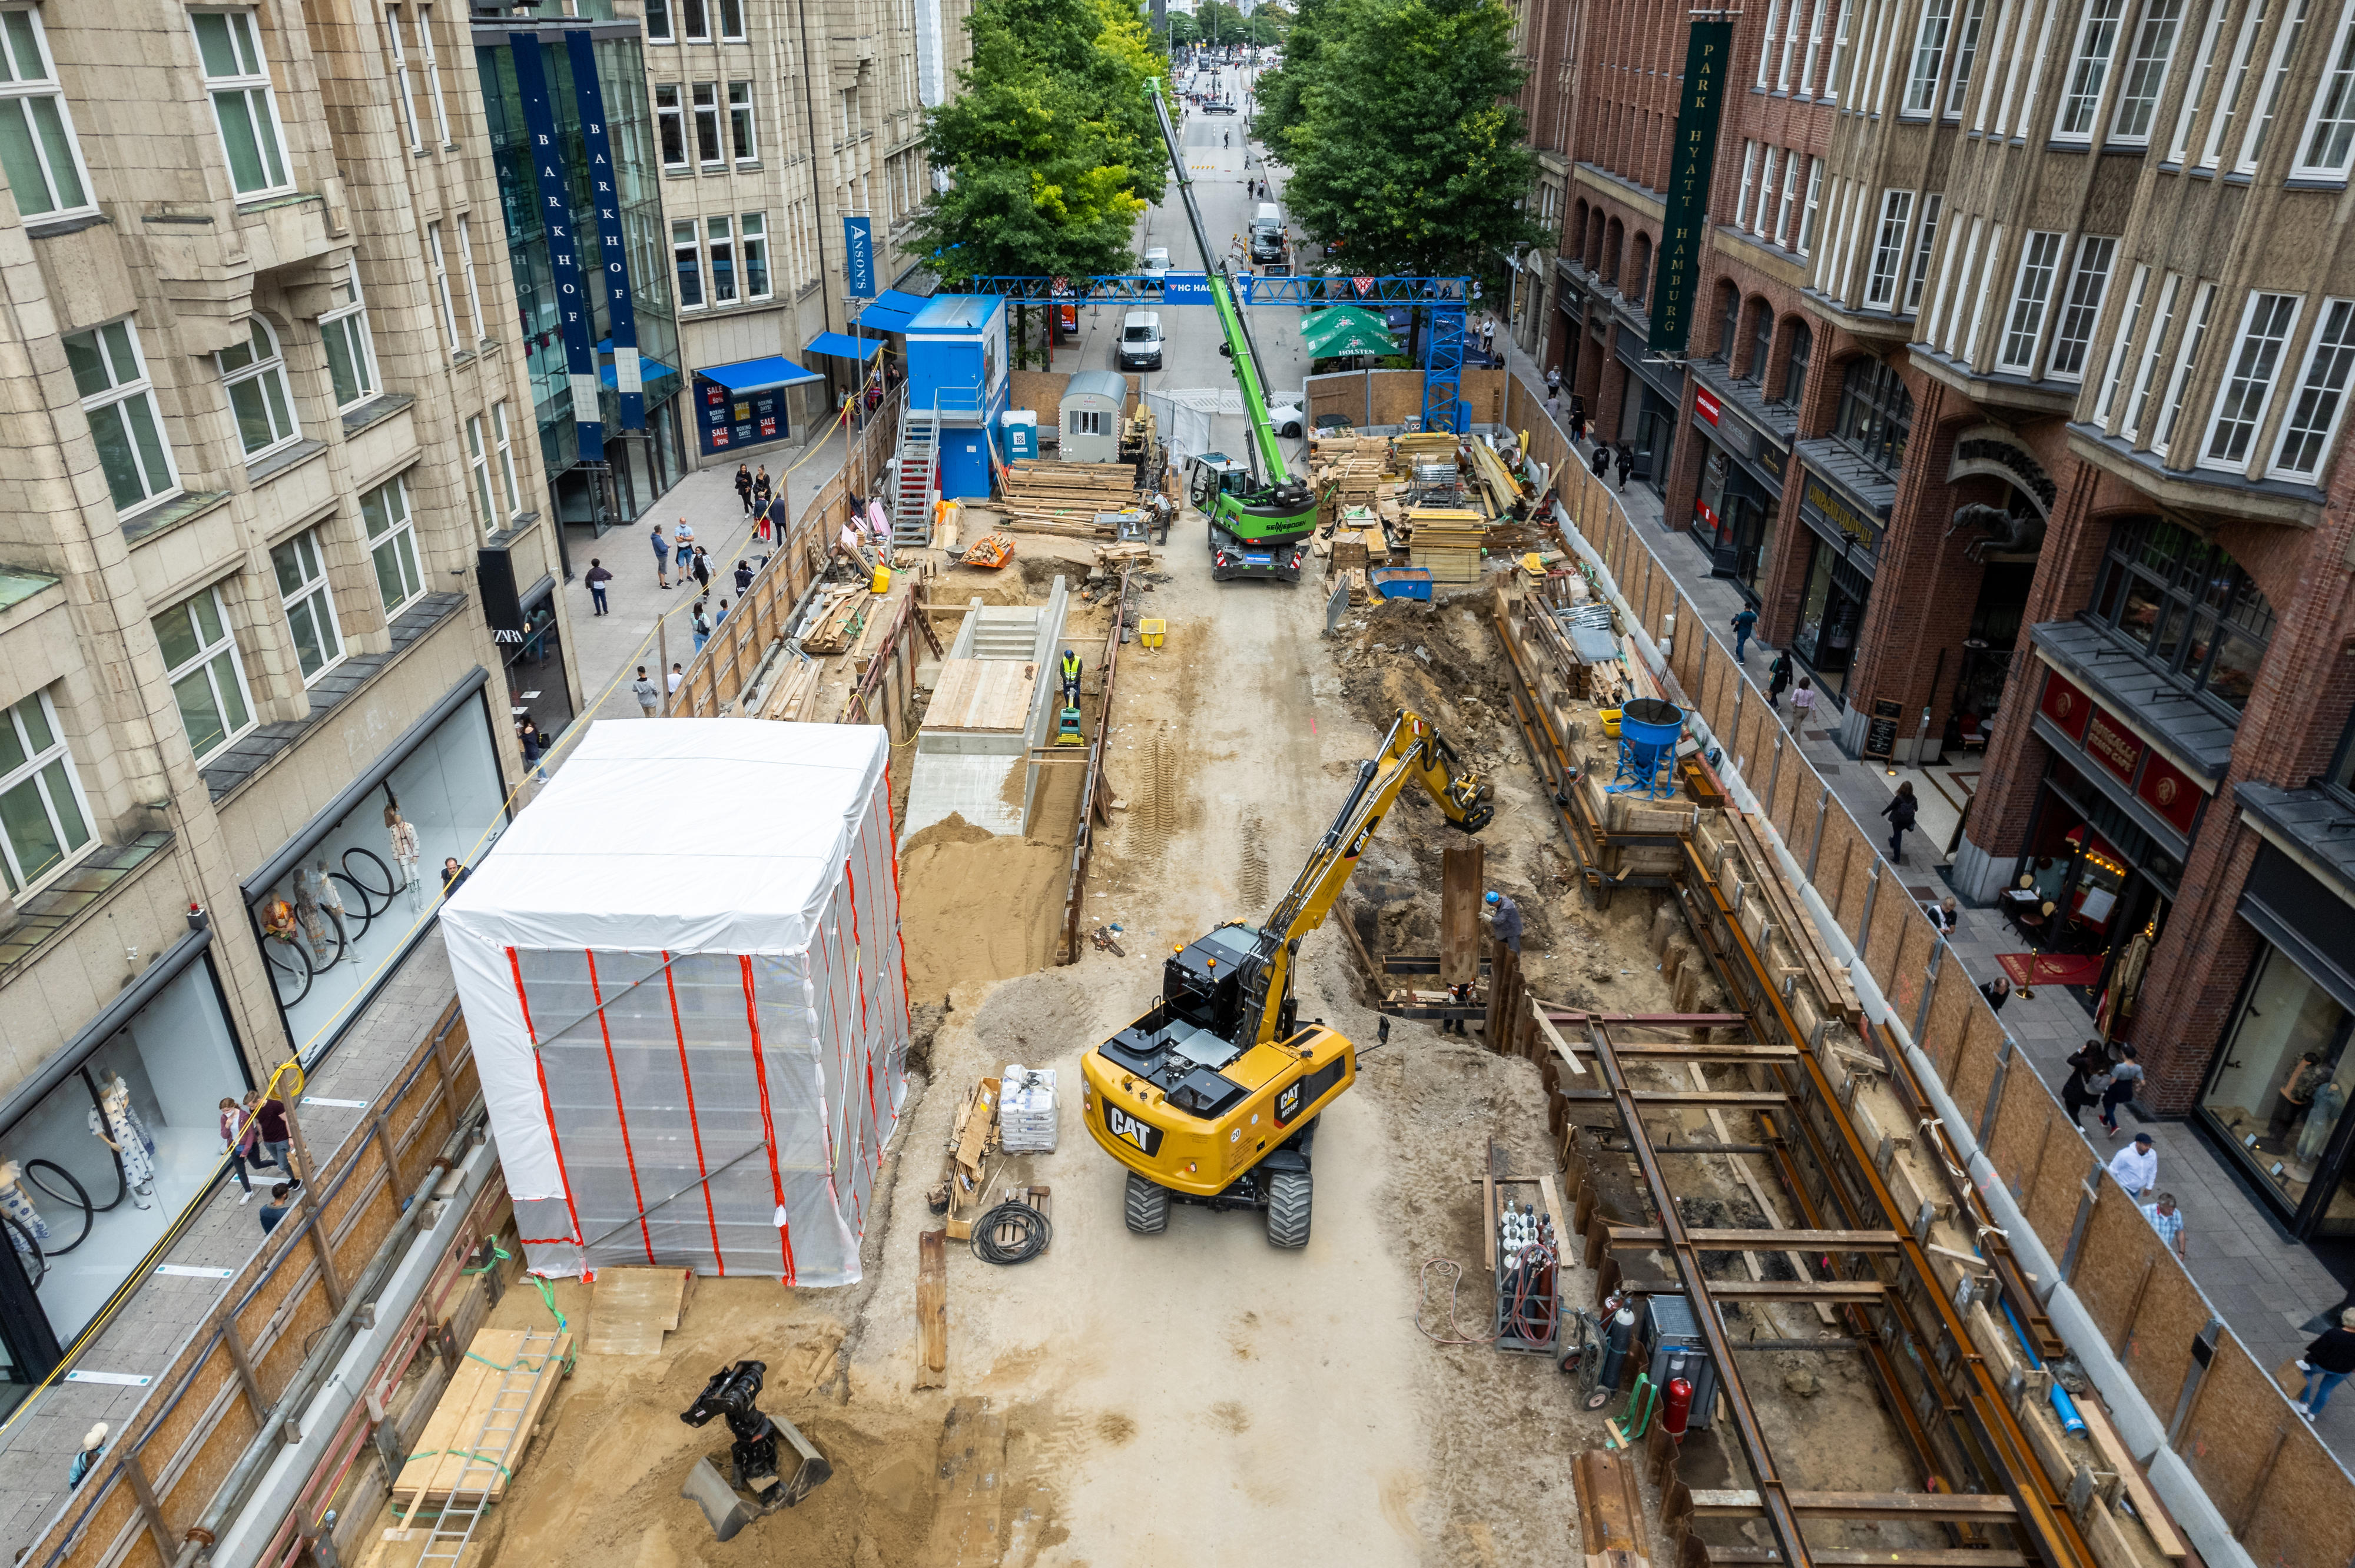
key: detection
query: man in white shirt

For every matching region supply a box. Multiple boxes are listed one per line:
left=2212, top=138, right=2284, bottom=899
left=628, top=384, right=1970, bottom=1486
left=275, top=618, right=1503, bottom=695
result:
left=2107, top=1132, right=2157, bottom=1197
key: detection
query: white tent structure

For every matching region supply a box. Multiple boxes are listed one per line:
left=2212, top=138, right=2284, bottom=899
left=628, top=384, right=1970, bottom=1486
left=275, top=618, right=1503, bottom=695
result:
left=442, top=722, right=910, bottom=1285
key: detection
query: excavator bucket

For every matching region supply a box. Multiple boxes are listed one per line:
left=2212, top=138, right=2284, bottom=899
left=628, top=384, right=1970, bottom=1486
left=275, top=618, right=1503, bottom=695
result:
left=679, top=1416, right=833, bottom=1539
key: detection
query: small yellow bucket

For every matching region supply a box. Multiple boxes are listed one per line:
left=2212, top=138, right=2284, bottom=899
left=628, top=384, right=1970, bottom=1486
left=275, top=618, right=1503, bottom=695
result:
left=1598, top=707, right=1623, bottom=738
left=870, top=564, right=893, bottom=593
left=1140, top=618, right=1167, bottom=648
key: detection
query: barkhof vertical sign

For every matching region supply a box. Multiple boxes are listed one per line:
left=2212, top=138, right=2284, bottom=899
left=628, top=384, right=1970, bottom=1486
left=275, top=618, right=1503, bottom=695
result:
left=1647, top=19, right=1733, bottom=356
left=565, top=30, right=643, bottom=431
left=509, top=33, right=603, bottom=460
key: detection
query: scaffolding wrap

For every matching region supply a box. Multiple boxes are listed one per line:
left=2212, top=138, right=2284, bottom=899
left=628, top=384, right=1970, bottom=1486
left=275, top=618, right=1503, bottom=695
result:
left=444, top=722, right=911, bottom=1284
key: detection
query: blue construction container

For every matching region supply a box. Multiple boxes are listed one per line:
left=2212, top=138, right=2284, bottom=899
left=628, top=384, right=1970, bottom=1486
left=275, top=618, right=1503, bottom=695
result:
left=904, top=295, right=1010, bottom=499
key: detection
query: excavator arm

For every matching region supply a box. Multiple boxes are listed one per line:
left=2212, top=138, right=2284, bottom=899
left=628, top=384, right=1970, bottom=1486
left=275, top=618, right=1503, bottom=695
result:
left=1234, top=710, right=1494, bottom=1048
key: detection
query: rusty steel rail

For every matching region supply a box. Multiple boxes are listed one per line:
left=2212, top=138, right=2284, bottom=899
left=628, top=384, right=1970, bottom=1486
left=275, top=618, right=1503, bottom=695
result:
left=1676, top=838, right=2098, bottom=1568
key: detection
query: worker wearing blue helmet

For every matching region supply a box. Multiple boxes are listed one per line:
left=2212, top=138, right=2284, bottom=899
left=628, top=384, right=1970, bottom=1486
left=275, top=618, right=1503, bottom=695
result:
left=1484, top=889, right=1523, bottom=955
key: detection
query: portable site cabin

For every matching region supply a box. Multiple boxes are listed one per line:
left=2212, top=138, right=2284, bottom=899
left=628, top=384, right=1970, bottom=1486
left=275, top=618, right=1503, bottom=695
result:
left=1059, top=371, right=1128, bottom=463
left=904, top=294, right=1011, bottom=500
left=442, top=721, right=910, bottom=1285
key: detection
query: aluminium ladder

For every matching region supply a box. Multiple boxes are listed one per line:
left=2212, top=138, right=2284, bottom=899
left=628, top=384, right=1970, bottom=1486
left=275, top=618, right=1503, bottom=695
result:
left=411, top=1325, right=563, bottom=1568
left=891, top=395, right=941, bottom=549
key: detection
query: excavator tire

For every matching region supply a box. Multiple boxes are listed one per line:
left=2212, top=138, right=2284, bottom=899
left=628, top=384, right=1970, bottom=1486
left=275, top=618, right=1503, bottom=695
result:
left=1124, top=1171, right=1170, bottom=1235
left=1265, top=1172, right=1312, bottom=1249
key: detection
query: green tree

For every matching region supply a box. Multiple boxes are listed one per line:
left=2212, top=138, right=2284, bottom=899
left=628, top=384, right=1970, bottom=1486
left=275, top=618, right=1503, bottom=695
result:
left=1167, top=9, right=1201, bottom=45
left=1258, top=0, right=1543, bottom=281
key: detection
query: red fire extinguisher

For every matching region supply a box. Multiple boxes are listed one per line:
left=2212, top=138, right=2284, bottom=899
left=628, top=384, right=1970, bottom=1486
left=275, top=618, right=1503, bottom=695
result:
left=1663, top=1376, right=1694, bottom=1439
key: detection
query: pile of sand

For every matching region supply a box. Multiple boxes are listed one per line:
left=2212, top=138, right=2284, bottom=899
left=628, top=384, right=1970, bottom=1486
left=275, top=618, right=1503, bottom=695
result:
left=898, top=813, right=1069, bottom=1006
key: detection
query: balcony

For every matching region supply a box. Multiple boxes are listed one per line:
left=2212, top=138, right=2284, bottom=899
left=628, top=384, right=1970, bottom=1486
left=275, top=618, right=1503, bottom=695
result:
left=2067, top=423, right=2327, bottom=530
left=1909, top=341, right=2079, bottom=418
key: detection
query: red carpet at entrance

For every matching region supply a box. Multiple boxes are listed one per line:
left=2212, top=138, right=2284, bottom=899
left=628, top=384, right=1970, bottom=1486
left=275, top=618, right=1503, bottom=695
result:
left=1996, top=952, right=2106, bottom=987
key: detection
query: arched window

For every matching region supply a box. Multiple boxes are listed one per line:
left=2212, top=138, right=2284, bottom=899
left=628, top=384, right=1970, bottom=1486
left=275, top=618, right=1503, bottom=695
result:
left=1603, top=218, right=1624, bottom=284
left=1572, top=200, right=1590, bottom=264
left=1714, top=283, right=1742, bottom=362
left=1833, top=356, right=1912, bottom=476
left=1586, top=211, right=1604, bottom=273
left=1628, top=234, right=1652, bottom=302
left=1745, top=297, right=1773, bottom=383
left=1775, top=320, right=1813, bottom=407
left=2088, top=516, right=2275, bottom=714
left=218, top=317, right=299, bottom=458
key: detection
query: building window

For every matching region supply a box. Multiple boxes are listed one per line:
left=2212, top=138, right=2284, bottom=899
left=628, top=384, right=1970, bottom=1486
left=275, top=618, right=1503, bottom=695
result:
left=2097, top=263, right=2151, bottom=423
left=0, top=8, right=93, bottom=220
left=2204, top=290, right=2302, bottom=468
left=741, top=212, right=770, bottom=298
left=1776, top=320, right=1813, bottom=406
left=384, top=6, right=420, bottom=151
left=673, top=219, right=702, bottom=308
left=492, top=401, right=520, bottom=516
left=2046, top=235, right=2118, bottom=380
left=2238, top=0, right=2312, bottom=172
left=272, top=527, right=343, bottom=683
left=1905, top=194, right=1943, bottom=312
left=2125, top=271, right=2183, bottom=438
left=1716, top=282, right=1742, bottom=361
left=2203, top=1, right=2268, bottom=168
left=320, top=260, right=377, bottom=409
left=693, top=82, right=721, bottom=167
left=1758, top=0, right=1782, bottom=86
left=1799, top=157, right=1823, bottom=254
left=466, top=414, right=496, bottom=533
left=1945, top=0, right=1988, bottom=116
left=1754, top=148, right=1778, bottom=234
left=2000, top=231, right=2068, bottom=370
left=646, top=0, right=672, bottom=42
left=416, top=6, right=448, bottom=145
left=2154, top=280, right=2216, bottom=453
left=681, top=0, right=709, bottom=42
left=362, top=474, right=422, bottom=615
left=728, top=81, right=757, bottom=162
left=708, top=215, right=737, bottom=304
left=2087, top=514, right=2274, bottom=713
left=2171, top=5, right=2227, bottom=158
left=0, top=687, right=92, bottom=897
left=1746, top=301, right=1773, bottom=383
left=1827, top=0, right=1853, bottom=101
left=1834, top=356, right=1913, bottom=476
left=192, top=10, right=290, bottom=197
left=1736, top=140, right=1756, bottom=225
left=427, top=220, right=459, bottom=354
left=2058, top=0, right=2128, bottom=138
left=65, top=321, right=177, bottom=514
left=217, top=317, right=299, bottom=458
left=1070, top=408, right=1109, bottom=437
left=1906, top=0, right=1956, bottom=115
left=456, top=215, right=484, bottom=346
left=2111, top=0, right=2185, bottom=141
left=656, top=84, right=685, bottom=169
left=1801, top=0, right=1830, bottom=92
left=2298, top=0, right=2355, bottom=174
left=1774, top=153, right=1799, bottom=245
left=152, top=588, right=252, bottom=764
left=718, top=0, right=745, bottom=42
left=2274, top=297, right=2355, bottom=476
left=1866, top=189, right=1915, bottom=307
left=2200, top=943, right=2353, bottom=1205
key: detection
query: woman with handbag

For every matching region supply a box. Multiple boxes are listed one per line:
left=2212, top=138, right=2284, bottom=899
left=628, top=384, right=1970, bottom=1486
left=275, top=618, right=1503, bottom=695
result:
left=2062, top=1041, right=2111, bottom=1130
left=2101, top=1044, right=2146, bottom=1136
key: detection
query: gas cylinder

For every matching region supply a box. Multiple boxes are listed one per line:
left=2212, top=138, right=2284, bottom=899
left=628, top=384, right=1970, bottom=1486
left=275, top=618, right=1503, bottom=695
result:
left=1597, top=1303, right=1638, bottom=1390
left=1663, top=1376, right=1694, bottom=1438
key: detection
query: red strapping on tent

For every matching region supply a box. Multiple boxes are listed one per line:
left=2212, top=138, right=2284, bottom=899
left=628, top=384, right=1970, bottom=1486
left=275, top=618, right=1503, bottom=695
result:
left=739, top=956, right=798, bottom=1284
left=845, top=859, right=878, bottom=1132
left=664, top=953, right=727, bottom=1274
left=507, top=948, right=584, bottom=1247
left=518, top=1235, right=579, bottom=1245
left=881, top=766, right=916, bottom=1025
left=585, top=951, right=656, bottom=1265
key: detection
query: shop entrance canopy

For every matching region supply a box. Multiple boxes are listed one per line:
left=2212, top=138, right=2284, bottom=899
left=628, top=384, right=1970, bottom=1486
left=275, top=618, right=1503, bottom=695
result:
left=805, top=331, right=884, bottom=360
left=698, top=355, right=825, bottom=393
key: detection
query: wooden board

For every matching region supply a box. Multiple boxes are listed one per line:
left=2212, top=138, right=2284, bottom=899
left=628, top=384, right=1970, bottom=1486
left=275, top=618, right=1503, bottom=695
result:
left=927, top=659, right=1037, bottom=732
left=392, top=1329, right=572, bottom=1507
left=589, top=1267, right=691, bottom=1356
left=916, top=1230, right=947, bottom=1388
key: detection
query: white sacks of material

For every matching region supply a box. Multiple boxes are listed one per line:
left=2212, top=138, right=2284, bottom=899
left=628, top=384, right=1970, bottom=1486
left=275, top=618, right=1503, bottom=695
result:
left=442, top=722, right=911, bottom=1285
left=1000, top=1064, right=1057, bottom=1154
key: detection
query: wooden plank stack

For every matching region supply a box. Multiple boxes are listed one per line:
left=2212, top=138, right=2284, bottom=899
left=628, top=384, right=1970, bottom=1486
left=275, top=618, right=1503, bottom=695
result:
left=798, top=587, right=874, bottom=655
left=589, top=1268, right=692, bottom=1356
left=1406, top=507, right=1485, bottom=585
left=1000, top=460, right=1139, bottom=537
left=390, top=1328, right=572, bottom=1512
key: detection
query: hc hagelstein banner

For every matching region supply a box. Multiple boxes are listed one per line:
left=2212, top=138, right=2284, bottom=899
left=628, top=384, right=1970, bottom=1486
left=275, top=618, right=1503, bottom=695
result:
left=1647, top=20, right=1733, bottom=356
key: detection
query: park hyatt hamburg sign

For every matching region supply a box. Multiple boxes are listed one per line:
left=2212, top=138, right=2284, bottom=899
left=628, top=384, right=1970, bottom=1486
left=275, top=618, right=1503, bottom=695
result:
left=1647, top=21, right=1733, bottom=356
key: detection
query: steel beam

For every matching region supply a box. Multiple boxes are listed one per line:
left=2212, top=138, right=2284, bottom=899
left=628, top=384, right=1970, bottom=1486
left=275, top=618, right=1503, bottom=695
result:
left=1604, top=1226, right=1906, bottom=1252
left=1708, top=1553, right=2029, bottom=1567
left=1624, top=1280, right=1892, bottom=1303
left=1686, top=1489, right=2019, bottom=1521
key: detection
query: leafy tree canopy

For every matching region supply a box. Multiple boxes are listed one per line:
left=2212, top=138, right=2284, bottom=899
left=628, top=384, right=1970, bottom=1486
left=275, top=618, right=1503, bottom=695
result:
left=1253, top=0, right=1544, bottom=281
left=913, top=0, right=1169, bottom=284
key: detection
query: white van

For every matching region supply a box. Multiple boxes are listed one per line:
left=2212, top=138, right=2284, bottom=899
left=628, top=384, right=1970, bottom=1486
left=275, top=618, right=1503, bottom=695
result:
left=1117, top=310, right=1165, bottom=370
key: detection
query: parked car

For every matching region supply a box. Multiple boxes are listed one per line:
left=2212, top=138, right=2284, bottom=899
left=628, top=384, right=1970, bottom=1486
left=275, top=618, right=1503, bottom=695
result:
left=1117, top=310, right=1165, bottom=371
left=1142, top=247, right=1170, bottom=283
left=1263, top=398, right=1306, bottom=438
left=1203, top=100, right=1238, bottom=114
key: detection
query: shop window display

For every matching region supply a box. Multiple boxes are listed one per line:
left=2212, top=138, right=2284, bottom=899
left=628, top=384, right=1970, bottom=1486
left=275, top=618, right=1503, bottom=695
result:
left=250, top=693, right=507, bottom=1061
left=0, top=958, right=244, bottom=1353
left=2204, top=943, right=2355, bottom=1217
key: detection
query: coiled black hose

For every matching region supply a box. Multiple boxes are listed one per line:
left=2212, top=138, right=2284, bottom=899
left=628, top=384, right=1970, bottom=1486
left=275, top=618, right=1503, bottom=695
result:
left=970, top=1201, right=1052, bottom=1264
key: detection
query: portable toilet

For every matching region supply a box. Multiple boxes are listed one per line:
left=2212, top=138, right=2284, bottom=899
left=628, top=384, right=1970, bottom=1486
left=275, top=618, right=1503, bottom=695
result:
left=999, top=409, right=1039, bottom=463
left=903, top=294, right=1011, bottom=499
left=1059, top=371, right=1127, bottom=463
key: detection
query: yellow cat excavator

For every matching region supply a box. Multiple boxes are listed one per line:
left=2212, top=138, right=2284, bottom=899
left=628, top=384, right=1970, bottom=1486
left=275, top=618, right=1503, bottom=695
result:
left=1080, top=710, right=1495, bottom=1247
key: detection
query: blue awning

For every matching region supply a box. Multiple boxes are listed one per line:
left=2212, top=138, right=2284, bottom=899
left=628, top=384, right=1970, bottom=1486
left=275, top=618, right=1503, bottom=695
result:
left=599, top=355, right=676, bottom=388
left=695, top=355, right=825, bottom=393
left=806, top=331, right=884, bottom=361
left=856, top=290, right=928, bottom=333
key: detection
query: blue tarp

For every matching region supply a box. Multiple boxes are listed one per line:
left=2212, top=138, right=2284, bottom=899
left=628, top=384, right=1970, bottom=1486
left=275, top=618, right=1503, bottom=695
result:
left=599, top=356, right=676, bottom=388
left=856, top=290, right=928, bottom=333
left=806, top=331, right=883, bottom=360
left=696, top=355, right=825, bottom=392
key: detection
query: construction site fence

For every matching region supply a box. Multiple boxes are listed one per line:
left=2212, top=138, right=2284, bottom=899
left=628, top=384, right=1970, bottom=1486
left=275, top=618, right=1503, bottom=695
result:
left=1058, top=569, right=1131, bottom=966
left=1500, top=368, right=2355, bottom=1568
left=666, top=385, right=911, bottom=725
left=25, top=1001, right=500, bottom=1568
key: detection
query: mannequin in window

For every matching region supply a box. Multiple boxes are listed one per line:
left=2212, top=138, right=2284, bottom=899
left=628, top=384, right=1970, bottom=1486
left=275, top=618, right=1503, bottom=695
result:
left=90, top=1075, right=155, bottom=1210
left=0, top=1161, right=50, bottom=1264
left=2298, top=1077, right=2347, bottom=1172
left=387, top=804, right=422, bottom=909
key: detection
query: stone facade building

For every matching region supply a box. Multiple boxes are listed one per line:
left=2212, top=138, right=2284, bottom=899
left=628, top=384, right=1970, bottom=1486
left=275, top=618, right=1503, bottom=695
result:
left=0, top=0, right=571, bottom=1383
left=1516, top=0, right=2355, bottom=1238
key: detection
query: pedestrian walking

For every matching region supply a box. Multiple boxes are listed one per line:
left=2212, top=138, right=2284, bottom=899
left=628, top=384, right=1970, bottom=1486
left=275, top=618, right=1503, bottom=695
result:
left=1767, top=649, right=1793, bottom=706
left=1480, top=318, right=1496, bottom=362
left=2295, top=1309, right=2355, bottom=1417
left=1730, top=605, right=1758, bottom=663
left=1546, top=365, right=1563, bottom=398
left=754, top=466, right=772, bottom=512
left=649, top=523, right=671, bottom=589
left=715, top=598, right=730, bottom=624
left=254, top=1094, right=298, bottom=1187
left=734, top=463, right=754, bottom=515
left=1787, top=676, right=1816, bottom=732
left=68, top=1425, right=107, bottom=1490
left=1545, top=391, right=1561, bottom=422
left=1981, top=974, right=2011, bottom=1012
left=2101, top=1044, right=2146, bottom=1135
left=441, top=856, right=470, bottom=898
left=1881, top=780, right=1919, bottom=862
left=1926, top=895, right=1959, bottom=935
left=1590, top=441, right=1610, bottom=480
left=691, top=545, right=712, bottom=593
left=519, top=720, right=545, bottom=782
left=673, top=519, right=696, bottom=578
left=1614, top=441, right=1634, bottom=491
left=584, top=557, right=612, bottom=614
left=2105, top=1130, right=2157, bottom=1196
left=633, top=665, right=660, bottom=716
left=734, top=559, right=755, bottom=596
left=668, top=662, right=685, bottom=700
left=219, top=1097, right=260, bottom=1202
left=691, top=602, right=711, bottom=653
left=258, top=1182, right=293, bottom=1237
left=2062, top=1039, right=2110, bottom=1128
left=2140, top=1192, right=2186, bottom=1258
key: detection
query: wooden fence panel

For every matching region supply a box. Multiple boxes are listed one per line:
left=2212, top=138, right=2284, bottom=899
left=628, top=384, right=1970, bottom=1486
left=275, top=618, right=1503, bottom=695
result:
left=2177, top=1333, right=2293, bottom=1533
left=1825, top=811, right=1875, bottom=947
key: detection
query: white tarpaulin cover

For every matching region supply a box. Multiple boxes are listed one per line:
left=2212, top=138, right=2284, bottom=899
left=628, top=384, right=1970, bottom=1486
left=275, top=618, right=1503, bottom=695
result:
left=442, top=721, right=910, bottom=1285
